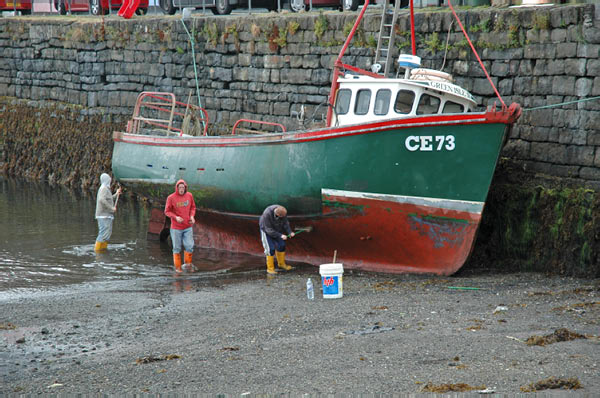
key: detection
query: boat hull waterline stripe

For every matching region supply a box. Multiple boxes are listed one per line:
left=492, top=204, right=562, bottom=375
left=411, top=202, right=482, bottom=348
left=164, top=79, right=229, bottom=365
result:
left=321, top=188, right=484, bottom=215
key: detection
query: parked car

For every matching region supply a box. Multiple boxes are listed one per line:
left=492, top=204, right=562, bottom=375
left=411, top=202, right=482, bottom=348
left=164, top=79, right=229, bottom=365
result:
left=288, top=0, right=358, bottom=12
left=159, top=0, right=278, bottom=15
left=53, top=0, right=149, bottom=15
left=0, top=0, right=32, bottom=14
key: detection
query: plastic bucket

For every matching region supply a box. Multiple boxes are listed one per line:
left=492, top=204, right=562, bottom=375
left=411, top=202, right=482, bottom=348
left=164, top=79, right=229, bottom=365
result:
left=319, top=263, right=343, bottom=299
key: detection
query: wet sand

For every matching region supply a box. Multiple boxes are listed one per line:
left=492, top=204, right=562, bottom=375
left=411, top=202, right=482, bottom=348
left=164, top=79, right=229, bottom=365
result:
left=1, top=265, right=598, bottom=394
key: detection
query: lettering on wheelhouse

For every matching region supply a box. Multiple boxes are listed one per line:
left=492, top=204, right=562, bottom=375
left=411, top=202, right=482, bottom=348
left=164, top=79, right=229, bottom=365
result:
left=427, top=82, right=475, bottom=102
left=405, top=135, right=455, bottom=152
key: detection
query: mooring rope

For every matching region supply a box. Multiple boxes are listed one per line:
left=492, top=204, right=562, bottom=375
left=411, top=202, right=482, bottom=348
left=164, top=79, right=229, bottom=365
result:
left=523, top=96, right=600, bottom=112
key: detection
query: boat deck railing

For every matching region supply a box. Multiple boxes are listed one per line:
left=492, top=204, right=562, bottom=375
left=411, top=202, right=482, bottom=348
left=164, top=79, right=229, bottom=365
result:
left=127, top=92, right=209, bottom=137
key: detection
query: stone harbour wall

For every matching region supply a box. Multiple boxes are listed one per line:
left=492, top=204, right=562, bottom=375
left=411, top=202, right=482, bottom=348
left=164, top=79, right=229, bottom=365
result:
left=0, top=4, right=599, bottom=186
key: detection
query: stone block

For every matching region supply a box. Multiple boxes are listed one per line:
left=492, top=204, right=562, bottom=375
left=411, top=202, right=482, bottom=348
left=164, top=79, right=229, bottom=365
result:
left=502, top=139, right=530, bottom=159
left=280, top=68, right=311, bottom=84
left=524, top=44, right=556, bottom=60
left=548, top=59, right=567, bottom=75
left=580, top=166, right=600, bottom=180
left=272, top=101, right=289, bottom=116
left=552, top=76, right=576, bottom=95
left=550, top=29, right=567, bottom=43
left=547, top=164, right=580, bottom=178
left=567, top=144, right=595, bottom=166
left=586, top=59, right=600, bottom=77
left=594, top=77, right=600, bottom=96
left=577, top=43, right=600, bottom=59
left=530, top=142, right=567, bottom=163
left=575, top=77, right=593, bottom=97
left=513, top=76, right=533, bottom=95
left=498, top=78, right=513, bottom=96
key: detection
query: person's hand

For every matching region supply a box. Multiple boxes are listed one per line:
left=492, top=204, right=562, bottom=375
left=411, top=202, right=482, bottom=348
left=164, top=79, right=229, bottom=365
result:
left=190, top=216, right=195, bottom=225
left=112, top=206, right=117, bottom=212
left=289, top=232, right=295, bottom=238
left=116, top=187, right=123, bottom=195
left=281, top=234, right=287, bottom=240
left=176, top=216, right=184, bottom=223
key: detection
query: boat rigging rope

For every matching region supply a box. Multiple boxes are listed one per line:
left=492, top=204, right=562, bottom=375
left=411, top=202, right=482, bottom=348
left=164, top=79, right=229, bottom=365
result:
left=180, top=17, right=205, bottom=132
left=440, top=21, right=454, bottom=73
left=522, top=96, right=600, bottom=112
left=447, top=0, right=506, bottom=110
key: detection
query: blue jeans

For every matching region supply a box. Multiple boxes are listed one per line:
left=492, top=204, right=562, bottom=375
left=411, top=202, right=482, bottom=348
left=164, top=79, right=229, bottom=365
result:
left=96, top=218, right=113, bottom=242
left=170, top=227, right=194, bottom=254
left=260, top=229, right=286, bottom=256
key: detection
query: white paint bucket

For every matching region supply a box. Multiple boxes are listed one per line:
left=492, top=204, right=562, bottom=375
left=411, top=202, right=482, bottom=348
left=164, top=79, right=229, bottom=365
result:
left=319, top=263, right=343, bottom=299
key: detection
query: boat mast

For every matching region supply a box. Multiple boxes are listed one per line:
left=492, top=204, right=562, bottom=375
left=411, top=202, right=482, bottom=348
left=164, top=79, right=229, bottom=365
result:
left=410, top=0, right=416, bottom=55
left=326, top=0, right=371, bottom=127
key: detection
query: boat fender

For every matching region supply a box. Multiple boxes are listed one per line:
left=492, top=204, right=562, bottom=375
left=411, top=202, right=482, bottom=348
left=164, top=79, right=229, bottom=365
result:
left=410, top=68, right=454, bottom=83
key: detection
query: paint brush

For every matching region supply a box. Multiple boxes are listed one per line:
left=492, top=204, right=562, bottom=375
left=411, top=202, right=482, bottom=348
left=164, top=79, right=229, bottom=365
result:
left=289, top=226, right=313, bottom=238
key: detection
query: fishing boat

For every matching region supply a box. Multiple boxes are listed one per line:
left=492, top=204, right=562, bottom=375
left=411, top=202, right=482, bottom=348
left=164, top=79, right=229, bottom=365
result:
left=112, top=0, right=521, bottom=275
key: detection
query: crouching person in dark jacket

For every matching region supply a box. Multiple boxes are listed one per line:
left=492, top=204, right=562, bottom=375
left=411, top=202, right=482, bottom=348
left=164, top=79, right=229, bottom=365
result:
left=259, top=205, right=295, bottom=274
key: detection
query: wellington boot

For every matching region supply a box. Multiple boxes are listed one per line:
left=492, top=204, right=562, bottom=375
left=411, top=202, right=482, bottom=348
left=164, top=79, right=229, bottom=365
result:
left=275, top=251, right=293, bottom=271
left=266, top=255, right=277, bottom=274
left=102, top=241, right=109, bottom=250
left=183, top=251, right=194, bottom=272
left=173, top=253, right=183, bottom=273
left=94, top=241, right=104, bottom=253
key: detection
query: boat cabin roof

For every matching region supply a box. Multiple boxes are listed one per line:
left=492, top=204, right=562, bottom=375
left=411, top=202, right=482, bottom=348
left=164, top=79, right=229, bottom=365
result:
left=332, top=73, right=477, bottom=127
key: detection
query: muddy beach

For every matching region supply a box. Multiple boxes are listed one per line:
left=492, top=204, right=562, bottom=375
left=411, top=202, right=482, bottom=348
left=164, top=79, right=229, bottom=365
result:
left=1, top=266, right=598, bottom=394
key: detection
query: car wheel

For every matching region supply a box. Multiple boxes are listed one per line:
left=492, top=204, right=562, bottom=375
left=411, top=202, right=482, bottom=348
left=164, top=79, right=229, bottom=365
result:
left=343, top=0, right=359, bottom=11
left=89, top=0, right=106, bottom=15
left=288, top=0, right=306, bottom=12
left=211, top=0, right=232, bottom=15
left=54, top=0, right=67, bottom=14
left=159, top=0, right=176, bottom=15
left=135, top=6, right=147, bottom=14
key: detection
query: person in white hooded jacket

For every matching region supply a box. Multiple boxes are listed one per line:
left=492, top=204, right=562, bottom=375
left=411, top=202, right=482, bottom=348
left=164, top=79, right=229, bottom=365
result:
left=94, top=173, right=122, bottom=252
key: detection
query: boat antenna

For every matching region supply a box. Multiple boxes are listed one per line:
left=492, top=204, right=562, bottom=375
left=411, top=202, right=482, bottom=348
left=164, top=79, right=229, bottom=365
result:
left=447, top=0, right=506, bottom=110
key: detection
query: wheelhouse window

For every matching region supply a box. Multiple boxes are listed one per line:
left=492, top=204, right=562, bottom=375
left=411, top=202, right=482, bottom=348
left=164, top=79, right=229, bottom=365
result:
left=354, top=89, right=371, bottom=115
left=416, top=94, right=441, bottom=115
left=442, top=100, right=464, bottom=114
left=335, top=89, right=352, bottom=115
left=374, top=89, right=391, bottom=116
left=394, top=90, right=415, bottom=114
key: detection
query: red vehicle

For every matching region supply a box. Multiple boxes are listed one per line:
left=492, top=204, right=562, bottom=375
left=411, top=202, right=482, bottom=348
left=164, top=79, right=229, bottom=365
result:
left=53, top=0, right=149, bottom=15
left=0, top=0, right=32, bottom=14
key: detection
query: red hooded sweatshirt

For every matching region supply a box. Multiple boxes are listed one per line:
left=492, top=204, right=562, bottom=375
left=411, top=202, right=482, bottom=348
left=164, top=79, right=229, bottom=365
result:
left=164, top=179, right=196, bottom=230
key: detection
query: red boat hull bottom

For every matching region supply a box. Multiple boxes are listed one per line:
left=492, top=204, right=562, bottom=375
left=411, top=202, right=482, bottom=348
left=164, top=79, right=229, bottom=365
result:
left=149, top=192, right=482, bottom=276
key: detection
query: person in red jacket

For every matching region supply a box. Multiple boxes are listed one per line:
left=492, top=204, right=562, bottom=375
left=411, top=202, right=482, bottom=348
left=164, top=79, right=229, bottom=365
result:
left=164, top=179, right=196, bottom=272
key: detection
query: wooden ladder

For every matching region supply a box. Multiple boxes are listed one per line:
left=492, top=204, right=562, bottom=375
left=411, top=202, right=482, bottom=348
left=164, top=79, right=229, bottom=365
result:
left=374, top=0, right=404, bottom=77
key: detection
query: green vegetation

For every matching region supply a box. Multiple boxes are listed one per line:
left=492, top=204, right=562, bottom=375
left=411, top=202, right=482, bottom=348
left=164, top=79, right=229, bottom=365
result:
left=532, top=13, right=550, bottom=31
left=314, top=13, right=328, bottom=41
left=202, top=22, right=219, bottom=46
left=470, top=17, right=492, bottom=33
left=424, top=32, right=443, bottom=54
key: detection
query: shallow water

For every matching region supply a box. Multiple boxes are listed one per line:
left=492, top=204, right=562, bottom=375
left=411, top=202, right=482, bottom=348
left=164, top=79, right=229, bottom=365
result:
left=0, top=177, right=265, bottom=296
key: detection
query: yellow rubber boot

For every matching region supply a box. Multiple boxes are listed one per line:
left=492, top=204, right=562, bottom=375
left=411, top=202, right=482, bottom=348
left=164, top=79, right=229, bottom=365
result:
left=276, top=251, right=293, bottom=271
left=266, top=255, right=277, bottom=274
left=102, top=241, right=109, bottom=250
left=183, top=251, right=194, bottom=271
left=173, top=253, right=183, bottom=273
left=94, top=241, right=104, bottom=252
